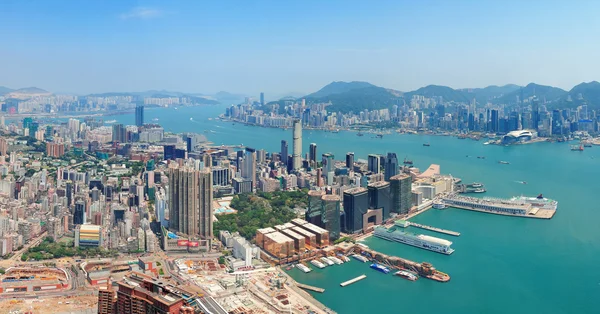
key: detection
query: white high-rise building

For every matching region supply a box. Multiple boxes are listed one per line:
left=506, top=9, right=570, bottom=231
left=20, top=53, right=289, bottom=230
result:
left=292, top=119, right=302, bottom=171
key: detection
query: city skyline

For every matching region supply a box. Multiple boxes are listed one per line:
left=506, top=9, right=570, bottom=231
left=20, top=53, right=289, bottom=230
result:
left=2, top=1, right=600, bottom=95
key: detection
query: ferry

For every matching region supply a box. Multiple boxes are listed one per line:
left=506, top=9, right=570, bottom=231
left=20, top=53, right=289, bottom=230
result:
left=320, top=257, right=335, bottom=266
left=352, top=254, right=369, bottom=263
left=472, top=188, right=486, bottom=193
left=373, top=226, right=455, bottom=255
left=498, top=161, right=510, bottom=164
left=310, top=260, right=326, bottom=269
left=296, top=264, right=311, bottom=273
left=423, top=143, right=430, bottom=147
left=432, top=201, right=446, bottom=209
left=467, top=182, right=483, bottom=188
left=394, top=270, right=418, bottom=281
left=370, top=263, right=390, bottom=274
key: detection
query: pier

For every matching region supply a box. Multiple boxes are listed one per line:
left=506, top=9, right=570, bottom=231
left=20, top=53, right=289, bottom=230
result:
left=408, top=222, right=460, bottom=237
left=340, top=275, right=367, bottom=287
left=296, top=283, right=325, bottom=293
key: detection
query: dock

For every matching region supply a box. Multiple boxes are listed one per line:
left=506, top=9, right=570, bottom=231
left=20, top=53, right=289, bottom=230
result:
left=340, top=274, right=367, bottom=287
left=296, top=283, right=325, bottom=293
left=408, top=222, right=460, bottom=237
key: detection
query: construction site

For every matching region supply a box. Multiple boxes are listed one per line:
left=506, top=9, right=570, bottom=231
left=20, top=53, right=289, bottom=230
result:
left=173, top=258, right=333, bottom=314
left=0, top=266, right=71, bottom=294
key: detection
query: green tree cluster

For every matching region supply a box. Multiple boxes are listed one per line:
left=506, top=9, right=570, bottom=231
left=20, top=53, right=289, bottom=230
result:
left=21, top=238, right=118, bottom=261
left=213, top=190, right=308, bottom=240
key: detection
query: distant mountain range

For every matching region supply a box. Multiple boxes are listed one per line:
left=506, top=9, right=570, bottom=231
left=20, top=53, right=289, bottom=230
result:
left=290, top=80, right=600, bottom=113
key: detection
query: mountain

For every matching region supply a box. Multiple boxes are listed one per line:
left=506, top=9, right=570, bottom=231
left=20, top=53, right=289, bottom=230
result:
left=461, top=84, right=522, bottom=104
left=214, top=91, right=246, bottom=105
left=304, top=81, right=403, bottom=113
left=87, top=90, right=219, bottom=105
left=0, top=86, right=14, bottom=95
left=403, top=85, right=470, bottom=103
left=12, top=87, right=49, bottom=94
left=496, top=83, right=567, bottom=105
left=559, top=81, right=600, bottom=109
left=305, top=81, right=379, bottom=99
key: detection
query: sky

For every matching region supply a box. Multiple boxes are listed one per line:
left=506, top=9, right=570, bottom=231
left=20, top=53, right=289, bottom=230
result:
left=1, top=0, right=600, bottom=97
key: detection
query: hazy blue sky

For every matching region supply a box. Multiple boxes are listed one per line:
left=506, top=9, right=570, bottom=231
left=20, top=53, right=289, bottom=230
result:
left=1, top=0, right=599, bottom=96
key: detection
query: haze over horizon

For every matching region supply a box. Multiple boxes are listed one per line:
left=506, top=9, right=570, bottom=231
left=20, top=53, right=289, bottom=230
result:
left=2, top=0, right=600, bottom=96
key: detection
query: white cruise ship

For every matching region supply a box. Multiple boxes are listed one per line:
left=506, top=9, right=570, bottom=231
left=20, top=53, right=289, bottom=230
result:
left=320, top=257, right=335, bottom=266
left=511, top=194, right=558, bottom=210
left=328, top=256, right=344, bottom=264
left=374, top=226, right=454, bottom=255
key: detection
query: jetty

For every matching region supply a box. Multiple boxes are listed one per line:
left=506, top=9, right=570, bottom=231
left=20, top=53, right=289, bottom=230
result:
left=296, top=283, right=325, bottom=293
left=340, top=275, right=367, bottom=287
left=408, top=222, right=460, bottom=237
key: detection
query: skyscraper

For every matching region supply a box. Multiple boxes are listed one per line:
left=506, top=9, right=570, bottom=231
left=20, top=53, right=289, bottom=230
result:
left=73, top=200, right=85, bottom=225
left=260, top=92, right=265, bottom=106
left=322, top=153, right=334, bottom=174
left=342, top=187, right=369, bottom=234
left=532, top=97, right=540, bottom=130
left=112, top=124, right=126, bottom=143
left=280, top=140, right=288, bottom=166
left=168, top=166, right=213, bottom=243
left=292, top=120, right=302, bottom=171
left=368, top=154, right=381, bottom=174
left=368, top=181, right=391, bottom=220
left=390, top=174, right=412, bottom=215
left=243, top=147, right=257, bottom=187
left=490, top=109, right=499, bottom=133
left=384, top=152, right=398, bottom=181
left=309, top=143, right=317, bottom=167
left=135, top=104, right=144, bottom=127
left=346, top=152, right=354, bottom=169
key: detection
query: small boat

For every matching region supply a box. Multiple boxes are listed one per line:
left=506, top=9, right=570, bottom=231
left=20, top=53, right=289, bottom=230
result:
left=394, top=270, right=418, bottom=281
left=152, top=118, right=159, bottom=122
left=357, top=132, right=364, bottom=137
left=498, top=161, right=510, bottom=164
left=468, top=182, right=483, bottom=188
left=570, top=144, right=584, bottom=151
left=423, top=143, right=430, bottom=147
left=403, top=158, right=413, bottom=165
left=477, top=156, right=486, bottom=159
left=370, top=263, right=390, bottom=274
left=473, top=188, right=486, bottom=193
left=376, top=134, right=383, bottom=138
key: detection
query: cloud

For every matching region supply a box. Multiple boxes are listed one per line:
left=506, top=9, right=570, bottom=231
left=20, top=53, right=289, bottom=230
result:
left=119, top=7, right=163, bottom=20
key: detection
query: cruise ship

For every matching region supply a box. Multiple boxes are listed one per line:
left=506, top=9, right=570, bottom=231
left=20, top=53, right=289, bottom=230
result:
left=296, top=264, right=311, bottom=273
left=329, top=256, right=344, bottom=264
left=511, top=194, right=558, bottom=210
left=310, top=260, right=326, bottom=269
left=373, top=226, right=455, bottom=255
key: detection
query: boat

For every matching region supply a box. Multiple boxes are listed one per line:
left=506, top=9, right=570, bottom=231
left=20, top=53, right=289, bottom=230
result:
left=296, top=264, right=311, bottom=273
left=152, top=118, right=159, bottom=122
left=467, top=182, right=483, bottom=188
left=394, top=270, right=418, bottom=281
left=329, top=256, right=344, bottom=264
left=498, top=161, right=510, bottom=164
left=310, top=260, right=326, bottom=269
left=432, top=201, right=446, bottom=209
left=320, top=257, right=335, bottom=266
left=403, top=157, right=413, bottom=165
left=570, top=144, right=584, bottom=151
left=352, top=254, right=369, bottom=263
left=373, top=226, right=455, bottom=255
left=190, top=118, right=193, bottom=121
left=339, top=255, right=351, bottom=262
left=208, top=118, right=213, bottom=120
left=423, top=143, right=430, bottom=147
left=477, top=156, right=486, bottom=159
left=370, top=263, right=390, bottom=274
left=472, top=188, right=486, bottom=193
left=286, top=265, right=294, bottom=271
left=483, top=141, right=491, bottom=145
left=357, top=132, right=364, bottom=137
left=510, top=194, right=558, bottom=210
left=376, top=134, right=383, bottom=138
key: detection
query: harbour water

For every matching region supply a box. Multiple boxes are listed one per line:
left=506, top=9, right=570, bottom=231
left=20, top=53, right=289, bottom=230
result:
left=111, top=105, right=600, bottom=313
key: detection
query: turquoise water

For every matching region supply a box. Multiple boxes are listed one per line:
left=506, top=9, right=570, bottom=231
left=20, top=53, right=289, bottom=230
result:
left=115, top=106, right=600, bottom=314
